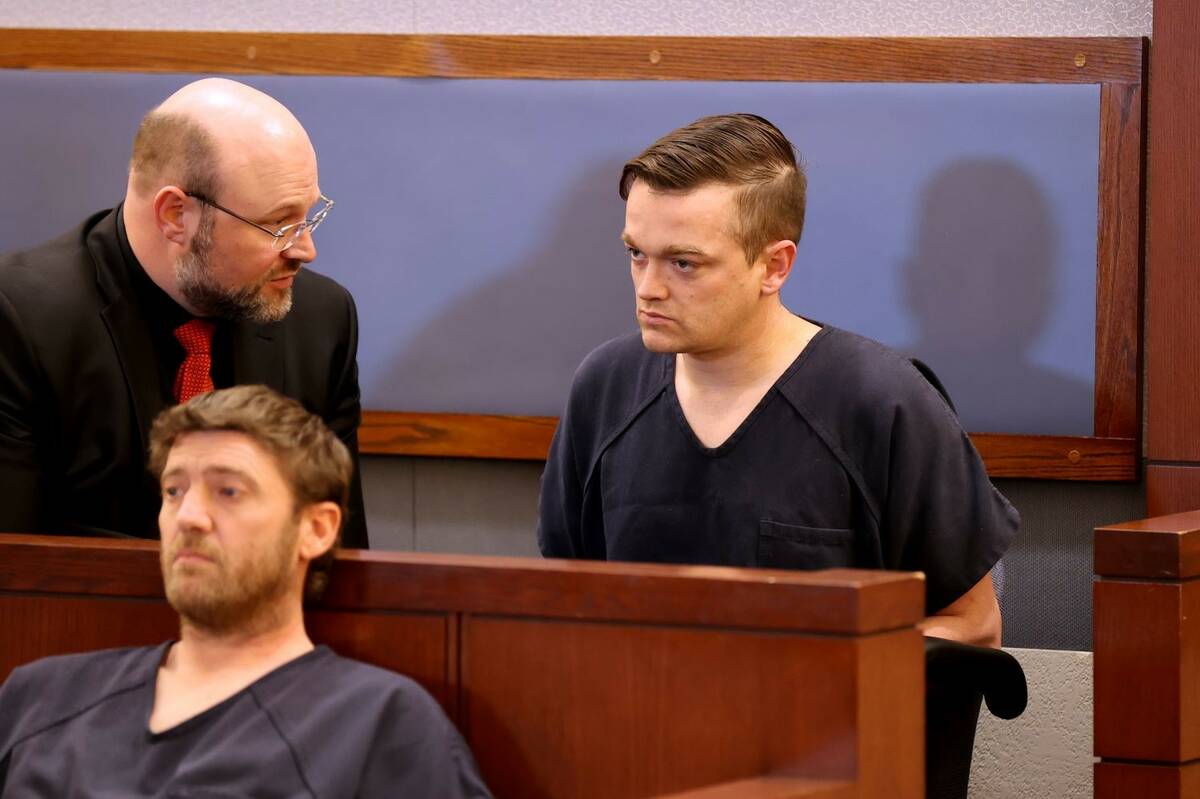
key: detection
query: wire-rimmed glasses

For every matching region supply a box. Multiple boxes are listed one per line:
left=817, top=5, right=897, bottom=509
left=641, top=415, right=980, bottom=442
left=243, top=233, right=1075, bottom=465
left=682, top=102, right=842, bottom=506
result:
left=186, top=192, right=334, bottom=252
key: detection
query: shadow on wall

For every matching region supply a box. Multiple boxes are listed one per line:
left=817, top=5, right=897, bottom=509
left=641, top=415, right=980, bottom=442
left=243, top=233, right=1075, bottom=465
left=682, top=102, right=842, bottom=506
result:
left=381, top=161, right=633, bottom=417
left=901, top=159, right=1092, bottom=435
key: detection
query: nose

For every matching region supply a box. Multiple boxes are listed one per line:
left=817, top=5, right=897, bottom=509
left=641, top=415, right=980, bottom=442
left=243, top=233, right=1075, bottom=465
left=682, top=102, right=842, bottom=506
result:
left=286, top=226, right=317, bottom=263
left=634, top=260, right=669, bottom=301
left=171, top=486, right=214, bottom=535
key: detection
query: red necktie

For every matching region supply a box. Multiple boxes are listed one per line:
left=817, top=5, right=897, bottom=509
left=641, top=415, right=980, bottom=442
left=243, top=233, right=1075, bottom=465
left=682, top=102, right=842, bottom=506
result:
left=173, top=319, right=215, bottom=403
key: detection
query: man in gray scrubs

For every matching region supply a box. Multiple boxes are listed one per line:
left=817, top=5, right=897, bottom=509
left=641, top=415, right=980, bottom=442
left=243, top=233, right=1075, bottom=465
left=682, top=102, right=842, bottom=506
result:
left=0, top=386, right=490, bottom=798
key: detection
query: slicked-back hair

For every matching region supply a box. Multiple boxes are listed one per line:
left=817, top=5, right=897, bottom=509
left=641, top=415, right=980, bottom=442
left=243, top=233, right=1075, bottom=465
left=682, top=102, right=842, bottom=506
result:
left=147, top=385, right=352, bottom=601
left=619, top=113, right=807, bottom=264
left=129, top=109, right=220, bottom=200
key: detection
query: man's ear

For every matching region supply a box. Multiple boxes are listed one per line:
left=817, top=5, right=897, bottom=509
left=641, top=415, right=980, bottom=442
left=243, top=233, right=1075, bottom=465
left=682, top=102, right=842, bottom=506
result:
left=760, top=239, right=798, bottom=296
left=153, top=186, right=194, bottom=246
left=297, top=501, right=341, bottom=563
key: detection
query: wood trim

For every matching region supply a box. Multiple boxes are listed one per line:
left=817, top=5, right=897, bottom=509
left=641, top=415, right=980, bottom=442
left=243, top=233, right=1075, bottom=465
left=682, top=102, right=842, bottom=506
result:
left=1095, top=509, right=1200, bottom=579
left=0, top=534, right=925, bottom=635
left=656, top=776, right=855, bottom=798
left=1094, top=81, right=1145, bottom=440
left=1095, top=761, right=1200, bottom=799
left=359, top=412, right=1137, bottom=480
left=1146, top=465, right=1200, bottom=518
left=1094, top=578, right=1200, bottom=762
left=967, top=434, right=1135, bottom=481
left=1146, top=0, right=1200, bottom=463
left=0, top=30, right=1143, bottom=83
left=359, top=411, right=557, bottom=461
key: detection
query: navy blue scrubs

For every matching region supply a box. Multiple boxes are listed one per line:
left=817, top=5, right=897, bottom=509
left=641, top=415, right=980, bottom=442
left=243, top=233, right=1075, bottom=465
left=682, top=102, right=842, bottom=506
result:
left=0, top=643, right=491, bottom=798
left=539, top=325, right=1018, bottom=614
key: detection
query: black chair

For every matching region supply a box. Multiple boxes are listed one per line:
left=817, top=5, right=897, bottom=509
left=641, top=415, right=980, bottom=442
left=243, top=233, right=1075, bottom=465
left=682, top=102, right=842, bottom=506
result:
left=925, top=637, right=1028, bottom=799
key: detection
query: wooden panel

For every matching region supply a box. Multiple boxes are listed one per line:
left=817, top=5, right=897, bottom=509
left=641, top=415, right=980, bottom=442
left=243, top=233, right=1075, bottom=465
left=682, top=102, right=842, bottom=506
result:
left=1095, top=761, right=1200, bottom=799
left=459, top=616, right=920, bottom=799
left=1095, top=511, right=1200, bottom=578
left=970, top=434, right=1136, bottom=480
left=1094, top=80, right=1145, bottom=440
left=360, top=411, right=556, bottom=461
left=0, top=590, right=455, bottom=716
left=306, top=610, right=454, bottom=711
left=1147, top=465, right=1200, bottom=518
left=1094, top=579, right=1200, bottom=762
left=0, top=535, right=164, bottom=597
left=359, top=411, right=1138, bottom=481
left=1146, top=0, right=1200, bottom=462
left=657, top=777, right=855, bottom=799
left=0, top=30, right=1142, bottom=83
left=0, top=535, right=925, bottom=796
left=0, top=534, right=925, bottom=635
left=0, top=594, right=177, bottom=683
left=327, top=556, right=924, bottom=636
left=854, top=630, right=925, bottom=799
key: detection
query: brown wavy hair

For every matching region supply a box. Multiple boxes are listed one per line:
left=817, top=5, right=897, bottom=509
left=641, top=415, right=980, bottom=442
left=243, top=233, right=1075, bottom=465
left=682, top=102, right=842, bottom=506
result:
left=147, top=385, right=351, bottom=600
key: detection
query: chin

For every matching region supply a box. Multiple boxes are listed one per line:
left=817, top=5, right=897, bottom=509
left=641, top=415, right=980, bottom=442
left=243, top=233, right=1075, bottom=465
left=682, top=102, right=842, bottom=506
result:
left=639, top=328, right=685, bottom=354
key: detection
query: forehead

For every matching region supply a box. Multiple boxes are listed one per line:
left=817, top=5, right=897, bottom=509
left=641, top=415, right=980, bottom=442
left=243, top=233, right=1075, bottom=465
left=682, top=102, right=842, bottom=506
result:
left=165, top=430, right=283, bottom=482
left=623, top=181, right=741, bottom=243
left=218, top=133, right=320, bottom=213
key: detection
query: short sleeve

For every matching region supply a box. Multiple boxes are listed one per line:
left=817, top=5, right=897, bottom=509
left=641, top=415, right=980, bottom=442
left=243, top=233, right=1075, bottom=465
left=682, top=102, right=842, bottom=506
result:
left=880, top=365, right=1019, bottom=614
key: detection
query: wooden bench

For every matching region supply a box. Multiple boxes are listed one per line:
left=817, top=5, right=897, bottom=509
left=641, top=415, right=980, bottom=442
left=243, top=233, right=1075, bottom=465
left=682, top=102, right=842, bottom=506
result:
left=0, top=534, right=924, bottom=798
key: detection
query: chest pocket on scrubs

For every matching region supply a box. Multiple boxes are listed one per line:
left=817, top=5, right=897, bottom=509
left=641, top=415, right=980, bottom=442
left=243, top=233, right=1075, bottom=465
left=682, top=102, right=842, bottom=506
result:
left=756, top=520, right=857, bottom=570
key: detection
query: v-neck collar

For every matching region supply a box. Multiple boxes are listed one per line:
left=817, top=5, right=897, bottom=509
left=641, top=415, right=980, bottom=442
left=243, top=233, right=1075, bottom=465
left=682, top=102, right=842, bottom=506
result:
left=666, top=325, right=831, bottom=456
left=142, top=643, right=327, bottom=741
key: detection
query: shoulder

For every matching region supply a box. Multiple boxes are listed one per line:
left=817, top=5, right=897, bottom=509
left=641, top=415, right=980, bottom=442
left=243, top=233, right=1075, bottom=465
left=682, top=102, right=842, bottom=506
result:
left=557, top=331, right=669, bottom=454
left=0, top=212, right=110, bottom=308
left=0, top=645, right=161, bottom=752
left=257, top=647, right=447, bottom=726
left=782, top=326, right=954, bottom=427
left=568, top=331, right=669, bottom=412
left=572, top=331, right=659, bottom=384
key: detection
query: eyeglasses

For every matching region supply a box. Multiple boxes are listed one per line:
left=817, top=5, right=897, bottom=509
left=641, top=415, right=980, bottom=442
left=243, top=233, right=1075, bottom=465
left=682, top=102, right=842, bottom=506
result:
left=186, top=192, right=334, bottom=252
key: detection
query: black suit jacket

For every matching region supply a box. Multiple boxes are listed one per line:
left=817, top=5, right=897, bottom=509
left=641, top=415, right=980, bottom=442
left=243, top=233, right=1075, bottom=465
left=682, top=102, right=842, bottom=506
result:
left=0, top=208, right=369, bottom=546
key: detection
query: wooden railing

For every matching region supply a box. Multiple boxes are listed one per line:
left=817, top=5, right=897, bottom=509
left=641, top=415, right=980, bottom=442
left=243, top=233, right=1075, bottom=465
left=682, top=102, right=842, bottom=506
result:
left=1094, top=511, right=1200, bottom=797
left=0, top=534, right=925, bottom=798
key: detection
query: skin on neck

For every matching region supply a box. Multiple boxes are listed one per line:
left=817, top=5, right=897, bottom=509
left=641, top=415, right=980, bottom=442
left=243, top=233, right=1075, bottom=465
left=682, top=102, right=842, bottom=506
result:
left=122, top=78, right=316, bottom=313
left=675, top=299, right=819, bottom=391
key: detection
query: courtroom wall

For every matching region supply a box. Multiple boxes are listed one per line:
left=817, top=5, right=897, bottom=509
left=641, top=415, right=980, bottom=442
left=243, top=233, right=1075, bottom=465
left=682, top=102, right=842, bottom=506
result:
left=0, top=3, right=1153, bottom=796
left=2, top=0, right=1152, bottom=35
left=0, top=0, right=1151, bottom=642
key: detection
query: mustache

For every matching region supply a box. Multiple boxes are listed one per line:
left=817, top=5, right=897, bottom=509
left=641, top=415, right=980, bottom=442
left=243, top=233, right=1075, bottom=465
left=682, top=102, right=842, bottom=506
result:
left=167, top=535, right=222, bottom=564
left=266, top=262, right=301, bottom=281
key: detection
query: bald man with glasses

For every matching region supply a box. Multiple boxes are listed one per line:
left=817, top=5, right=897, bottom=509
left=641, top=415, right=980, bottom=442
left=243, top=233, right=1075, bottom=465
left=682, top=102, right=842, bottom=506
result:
left=0, top=78, right=368, bottom=546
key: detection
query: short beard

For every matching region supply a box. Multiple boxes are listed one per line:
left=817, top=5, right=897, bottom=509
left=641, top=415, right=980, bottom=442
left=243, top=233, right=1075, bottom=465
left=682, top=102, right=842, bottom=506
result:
left=162, top=519, right=299, bottom=635
left=175, top=211, right=294, bottom=325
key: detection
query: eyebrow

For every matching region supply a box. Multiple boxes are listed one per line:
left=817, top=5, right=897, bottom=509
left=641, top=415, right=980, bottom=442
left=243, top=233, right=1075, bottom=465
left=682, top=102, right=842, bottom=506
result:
left=622, top=234, right=709, bottom=259
left=161, top=465, right=260, bottom=487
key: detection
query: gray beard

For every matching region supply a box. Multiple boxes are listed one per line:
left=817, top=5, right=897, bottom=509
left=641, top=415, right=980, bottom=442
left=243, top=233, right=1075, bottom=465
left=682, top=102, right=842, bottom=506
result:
left=174, top=228, right=293, bottom=324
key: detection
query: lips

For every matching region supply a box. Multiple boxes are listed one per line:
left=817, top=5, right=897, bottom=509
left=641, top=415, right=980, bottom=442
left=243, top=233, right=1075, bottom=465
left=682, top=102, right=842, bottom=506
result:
left=638, top=309, right=672, bottom=324
left=174, top=548, right=215, bottom=565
